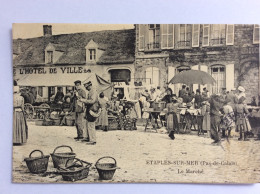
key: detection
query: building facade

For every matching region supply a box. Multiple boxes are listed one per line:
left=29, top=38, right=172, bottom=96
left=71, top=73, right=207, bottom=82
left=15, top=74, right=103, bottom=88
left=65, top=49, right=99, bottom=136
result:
left=13, top=25, right=135, bottom=101
left=135, top=24, right=259, bottom=103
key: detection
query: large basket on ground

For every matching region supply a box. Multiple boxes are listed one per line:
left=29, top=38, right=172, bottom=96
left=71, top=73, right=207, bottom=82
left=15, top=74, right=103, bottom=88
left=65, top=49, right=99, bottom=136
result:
left=58, top=158, right=92, bottom=182
left=50, top=145, right=76, bottom=168
left=108, top=115, right=118, bottom=130
left=24, top=150, right=50, bottom=174
left=95, top=156, right=119, bottom=180
left=66, top=117, right=75, bottom=126
left=50, top=118, right=60, bottom=126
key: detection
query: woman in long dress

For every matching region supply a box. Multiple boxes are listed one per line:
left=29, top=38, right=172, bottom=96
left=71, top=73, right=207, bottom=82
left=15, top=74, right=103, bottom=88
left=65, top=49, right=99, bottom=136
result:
left=96, top=92, right=109, bottom=131
left=13, top=86, right=28, bottom=144
left=166, top=97, right=179, bottom=140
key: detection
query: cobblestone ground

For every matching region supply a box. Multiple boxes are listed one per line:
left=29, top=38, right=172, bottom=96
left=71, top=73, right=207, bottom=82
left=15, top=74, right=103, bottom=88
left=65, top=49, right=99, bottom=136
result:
left=12, top=122, right=260, bottom=183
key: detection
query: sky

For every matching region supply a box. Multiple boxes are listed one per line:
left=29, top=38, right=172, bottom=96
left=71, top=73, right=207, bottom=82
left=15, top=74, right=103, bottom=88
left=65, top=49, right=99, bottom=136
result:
left=12, top=23, right=135, bottom=39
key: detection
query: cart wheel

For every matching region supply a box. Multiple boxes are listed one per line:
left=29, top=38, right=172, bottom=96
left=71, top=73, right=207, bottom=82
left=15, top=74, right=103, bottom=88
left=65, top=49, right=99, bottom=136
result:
left=24, top=103, right=34, bottom=119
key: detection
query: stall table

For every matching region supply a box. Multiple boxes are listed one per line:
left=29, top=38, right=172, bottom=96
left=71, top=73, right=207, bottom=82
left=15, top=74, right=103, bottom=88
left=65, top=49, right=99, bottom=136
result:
left=144, top=110, right=162, bottom=132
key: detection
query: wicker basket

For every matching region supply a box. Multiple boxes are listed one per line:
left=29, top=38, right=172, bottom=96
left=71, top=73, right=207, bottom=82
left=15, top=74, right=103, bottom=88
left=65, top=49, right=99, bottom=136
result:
left=50, top=145, right=76, bottom=168
left=58, top=158, right=92, bottom=182
left=66, top=118, right=75, bottom=126
left=51, top=118, right=60, bottom=126
left=108, top=116, right=118, bottom=130
left=95, top=156, right=119, bottom=180
left=24, top=150, right=50, bottom=174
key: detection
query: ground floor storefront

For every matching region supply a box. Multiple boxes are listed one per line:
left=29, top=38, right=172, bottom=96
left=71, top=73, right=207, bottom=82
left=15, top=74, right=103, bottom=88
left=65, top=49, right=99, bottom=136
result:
left=13, top=122, right=260, bottom=183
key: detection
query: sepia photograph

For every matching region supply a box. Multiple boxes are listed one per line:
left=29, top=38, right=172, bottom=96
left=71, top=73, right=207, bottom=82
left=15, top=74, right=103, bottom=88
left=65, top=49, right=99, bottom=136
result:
left=12, top=23, right=260, bottom=183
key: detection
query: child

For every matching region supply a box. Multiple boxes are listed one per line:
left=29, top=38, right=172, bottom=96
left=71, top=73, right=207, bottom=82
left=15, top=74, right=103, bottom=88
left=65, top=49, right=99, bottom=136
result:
left=166, top=97, right=180, bottom=140
left=221, top=100, right=235, bottom=138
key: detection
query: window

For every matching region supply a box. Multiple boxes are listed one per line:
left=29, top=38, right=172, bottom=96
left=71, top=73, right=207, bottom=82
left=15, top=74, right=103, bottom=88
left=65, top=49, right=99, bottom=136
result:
left=253, top=24, right=260, bottom=44
left=46, top=51, right=53, bottom=64
left=146, top=67, right=159, bottom=86
left=109, top=69, right=131, bottom=83
left=89, top=49, right=96, bottom=61
left=192, top=24, right=200, bottom=47
left=202, top=24, right=210, bottom=46
left=139, top=25, right=145, bottom=50
left=178, top=24, right=192, bottom=48
left=161, top=24, right=174, bottom=49
left=211, top=65, right=226, bottom=94
left=211, top=24, right=226, bottom=46
left=226, top=24, right=234, bottom=45
left=148, top=24, right=160, bottom=50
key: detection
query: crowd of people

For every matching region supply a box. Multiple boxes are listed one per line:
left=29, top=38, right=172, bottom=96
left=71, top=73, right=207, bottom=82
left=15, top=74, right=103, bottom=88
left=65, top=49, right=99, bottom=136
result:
left=13, top=77, right=255, bottom=146
left=138, top=84, right=253, bottom=144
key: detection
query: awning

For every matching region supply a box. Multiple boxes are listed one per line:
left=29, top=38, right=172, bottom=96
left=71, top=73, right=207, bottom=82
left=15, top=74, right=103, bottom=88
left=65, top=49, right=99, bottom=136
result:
left=16, top=72, right=112, bottom=92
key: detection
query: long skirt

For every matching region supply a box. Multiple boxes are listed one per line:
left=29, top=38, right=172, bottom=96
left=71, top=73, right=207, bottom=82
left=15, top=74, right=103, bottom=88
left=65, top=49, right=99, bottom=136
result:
left=167, top=113, right=179, bottom=132
left=202, top=113, right=210, bottom=131
left=13, top=111, right=28, bottom=144
left=210, top=115, right=221, bottom=142
left=236, top=116, right=251, bottom=132
left=96, top=108, right=108, bottom=127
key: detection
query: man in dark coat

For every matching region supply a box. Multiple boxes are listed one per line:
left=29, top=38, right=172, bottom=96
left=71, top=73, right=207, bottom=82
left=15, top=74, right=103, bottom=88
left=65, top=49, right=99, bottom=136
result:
left=209, top=94, right=225, bottom=144
left=54, top=87, right=65, bottom=103
left=194, top=89, right=203, bottom=108
left=178, top=85, right=186, bottom=98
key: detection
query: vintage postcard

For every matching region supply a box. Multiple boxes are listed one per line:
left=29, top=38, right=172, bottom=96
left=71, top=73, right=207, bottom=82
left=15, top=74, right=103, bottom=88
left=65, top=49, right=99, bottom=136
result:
left=12, top=23, right=260, bottom=183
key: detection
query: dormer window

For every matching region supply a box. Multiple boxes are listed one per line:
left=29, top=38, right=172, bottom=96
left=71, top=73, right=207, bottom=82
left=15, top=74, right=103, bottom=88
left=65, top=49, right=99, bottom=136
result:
left=89, top=49, right=96, bottom=61
left=46, top=51, right=53, bottom=64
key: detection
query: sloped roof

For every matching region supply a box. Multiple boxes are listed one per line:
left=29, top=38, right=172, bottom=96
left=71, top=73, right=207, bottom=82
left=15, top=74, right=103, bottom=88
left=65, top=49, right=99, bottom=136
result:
left=13, top=29, right=135, bottom=66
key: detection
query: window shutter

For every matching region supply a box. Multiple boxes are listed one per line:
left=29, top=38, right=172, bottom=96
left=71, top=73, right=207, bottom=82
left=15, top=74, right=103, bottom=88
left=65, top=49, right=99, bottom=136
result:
left=153, top=68, right=160, bottom=86
left=139, top=25, right=145, bottom=50
left=192, top=24, right=200, bottom=47
left=253, top=24, right=260, bottom=44
left=145, top=67, right=152, bottom=85
left=225, top=64, right=234, bottom=91
left=191, top=65, right=199, bottom=92
left=202, top=24, right=210, bottom=46
left=168, top=24, right=174, bottom=48
left=161, top=24, right=168, bottom=49
left=226, top=24, right=234, bottom=45
left=175, top=24, right=180, bottom=48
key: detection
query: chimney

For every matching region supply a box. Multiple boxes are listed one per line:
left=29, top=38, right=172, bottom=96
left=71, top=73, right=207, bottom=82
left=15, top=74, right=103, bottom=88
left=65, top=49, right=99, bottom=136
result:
left=43, top=25, right=52, bottom=36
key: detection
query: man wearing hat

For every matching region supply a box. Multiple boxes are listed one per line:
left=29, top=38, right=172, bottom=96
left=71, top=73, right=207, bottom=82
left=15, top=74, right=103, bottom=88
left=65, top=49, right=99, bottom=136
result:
left=73, top=80, right=87, bottom=141
left=79, top=81, right=99, bottom=145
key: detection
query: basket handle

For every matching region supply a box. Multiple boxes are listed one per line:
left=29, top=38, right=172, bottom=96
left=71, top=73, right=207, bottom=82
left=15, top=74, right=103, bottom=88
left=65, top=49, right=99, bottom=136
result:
left=29, top=150, right=44, bottom=158
left=65, top=158, right=83, bottom=168
left=95, top=156, right=117, bottom=167
left=53, top=145, right=73, bottom=154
